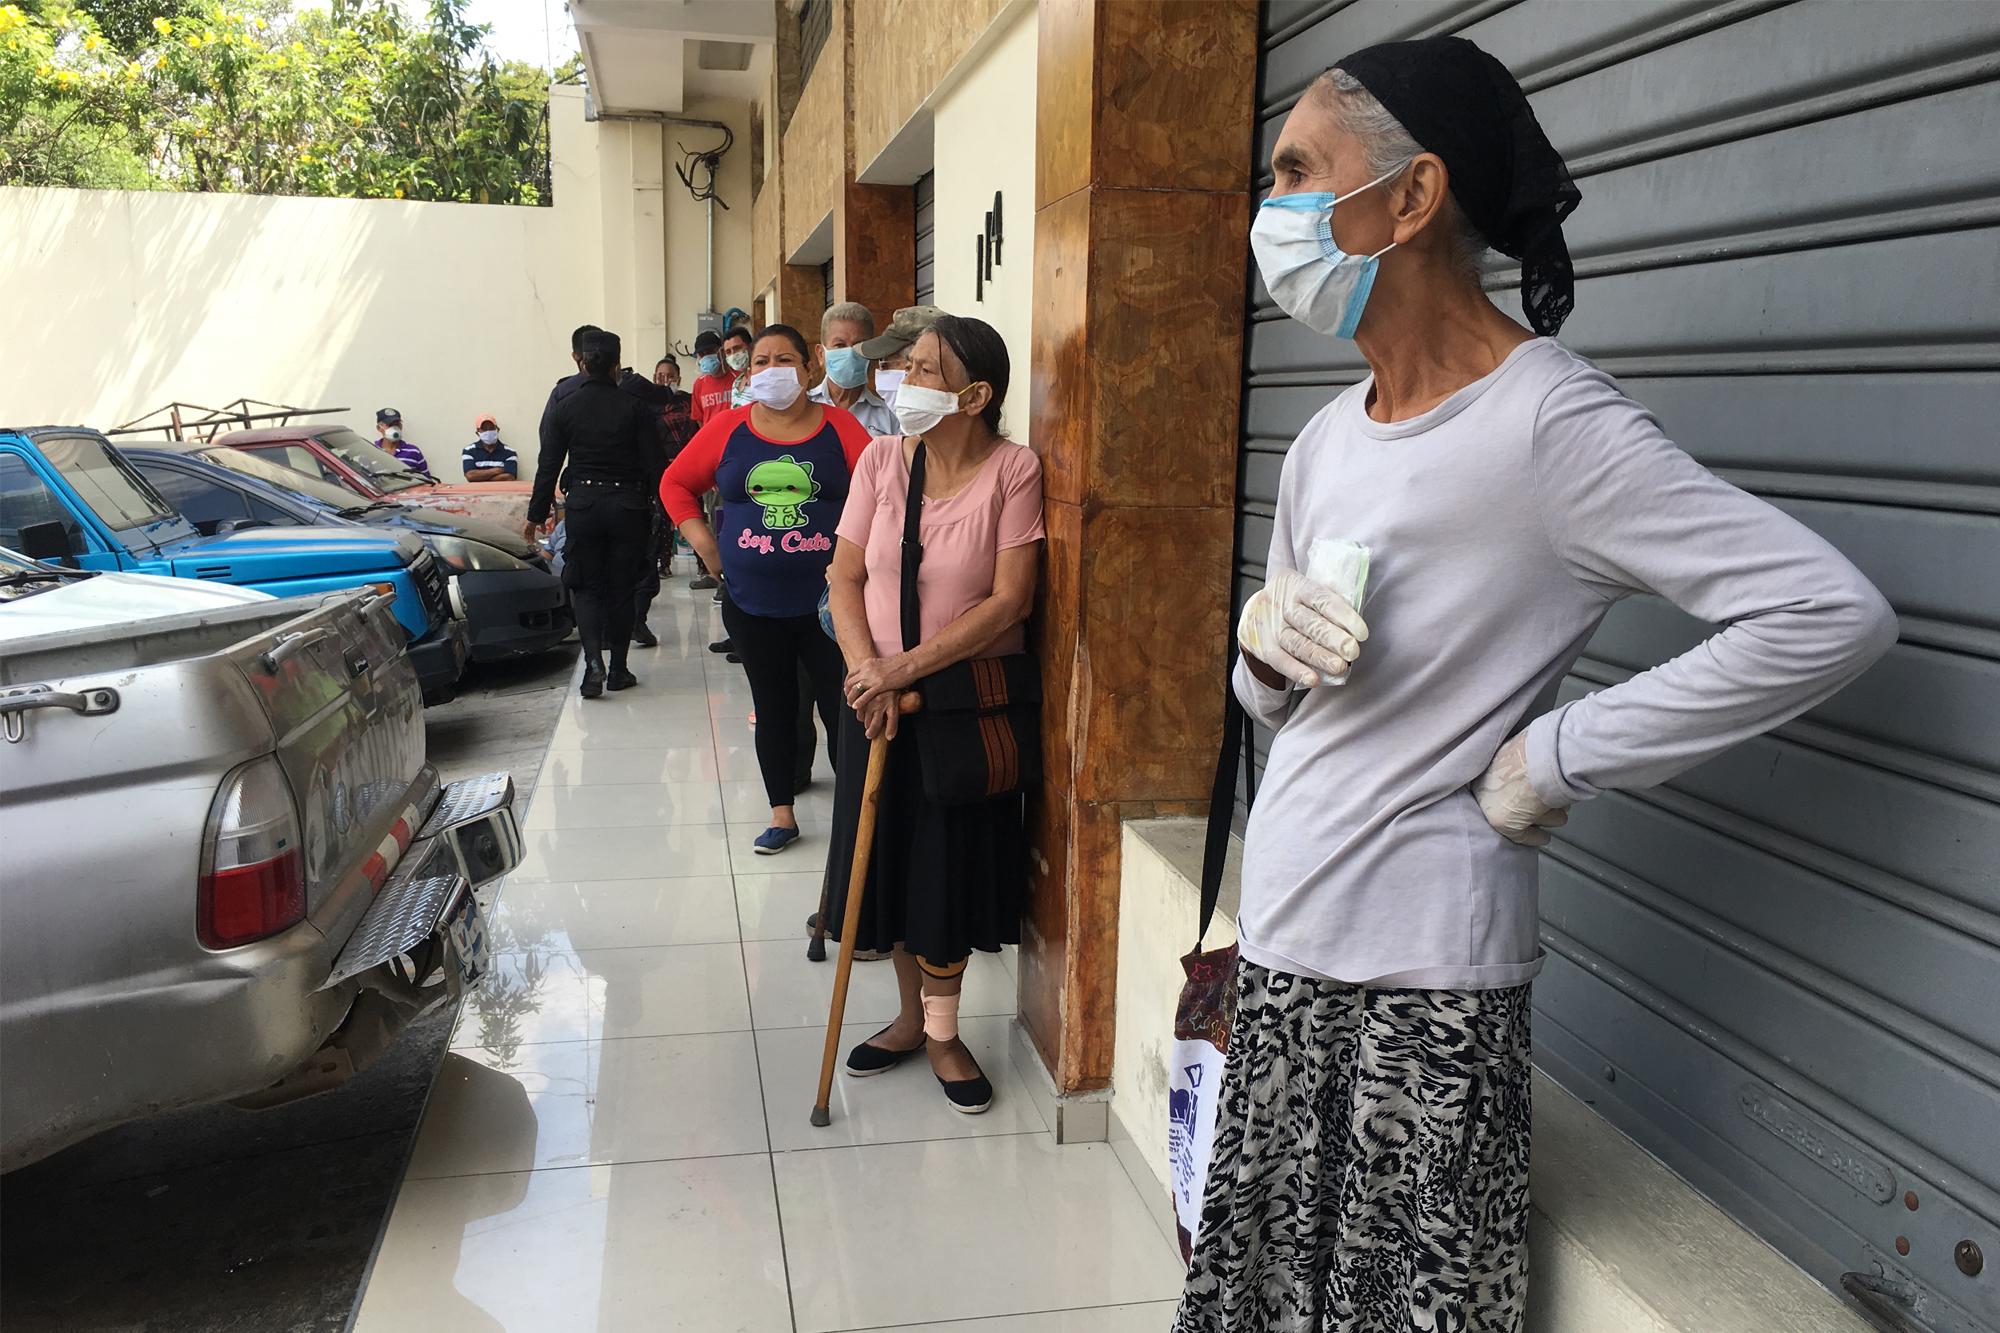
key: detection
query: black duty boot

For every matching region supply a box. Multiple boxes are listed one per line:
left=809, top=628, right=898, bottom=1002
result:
left=580, top=660, right=606, bottom=698
left=607, top=667, right=638, bottom=691
left=633, top=622, right=659, bottom=648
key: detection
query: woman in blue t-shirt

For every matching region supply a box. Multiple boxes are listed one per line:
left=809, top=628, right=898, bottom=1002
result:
left=662, top=324, right=873, bottom=855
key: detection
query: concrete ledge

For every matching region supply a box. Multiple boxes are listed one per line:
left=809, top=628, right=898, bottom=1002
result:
left=1111, top=817, right=1871, bottom=1333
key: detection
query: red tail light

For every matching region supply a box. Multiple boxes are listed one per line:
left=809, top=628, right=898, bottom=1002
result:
left=198, top=757, right=306, bottom=949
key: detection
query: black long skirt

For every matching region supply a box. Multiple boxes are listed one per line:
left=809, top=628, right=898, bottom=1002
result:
left=819, top=702, right=1025, bottom=965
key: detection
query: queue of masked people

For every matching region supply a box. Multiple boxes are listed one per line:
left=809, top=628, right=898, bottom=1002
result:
left=544, top=39, right=1898, bottom=1313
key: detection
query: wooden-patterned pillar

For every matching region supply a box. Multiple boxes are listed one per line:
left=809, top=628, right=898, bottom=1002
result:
left=776, top=263, right=826, bottom=337
left=1024, top=0, right=1259, bottom=1094
left=835, top=180, right=917, bottom=332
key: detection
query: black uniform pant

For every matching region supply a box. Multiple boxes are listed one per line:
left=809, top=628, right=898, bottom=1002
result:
left=562, top=489, right=651, bottom=670
left=721, top=597, right=845, bottom=808
left=632, top=500, right=670, bottom=630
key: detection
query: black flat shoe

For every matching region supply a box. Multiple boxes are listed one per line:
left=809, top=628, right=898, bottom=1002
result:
left=932, top=1042, right=993, bottom=1114
left=708, top=637, right=735, bottom=654
left=606, top=668, right=638, bottom=691
left=632, top=623, right=659, bottom=648
left=579, top=663, right=605, bottom=698
left=845, top=1028, right=924, bottom=1078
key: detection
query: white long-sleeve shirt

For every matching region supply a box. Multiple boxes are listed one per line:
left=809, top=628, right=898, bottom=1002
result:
left=1236, top=337, right=1897, bottom=990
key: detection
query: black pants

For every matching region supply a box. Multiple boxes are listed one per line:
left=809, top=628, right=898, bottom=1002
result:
left=632, top=502, right=668, bottom=629
left=721, top=597, right=845, bottom=808
left=562, top=489, right=651, bottom=671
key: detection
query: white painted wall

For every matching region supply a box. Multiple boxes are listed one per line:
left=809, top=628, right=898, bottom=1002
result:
left=0, top=86, right=755, bottom=482
left=929, top=1, right=1037, bottom=440
left=663, top=96, right=756, bottom=360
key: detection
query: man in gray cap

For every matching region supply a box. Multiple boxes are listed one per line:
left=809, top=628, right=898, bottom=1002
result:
left=854, top=304, right=944, bottom=409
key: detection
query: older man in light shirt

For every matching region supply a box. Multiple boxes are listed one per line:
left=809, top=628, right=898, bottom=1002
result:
left=806, top=302, right=898, bottom=437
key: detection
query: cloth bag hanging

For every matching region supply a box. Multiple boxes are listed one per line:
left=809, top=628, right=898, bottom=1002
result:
left=1167, top=676, right=1256, bottom=1264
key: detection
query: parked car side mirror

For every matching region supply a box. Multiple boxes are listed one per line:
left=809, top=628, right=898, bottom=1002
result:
left=18, top=520, right=76, bottom=564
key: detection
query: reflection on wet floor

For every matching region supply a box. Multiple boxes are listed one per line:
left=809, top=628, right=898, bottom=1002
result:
left=352, top=584, right=1185, bottom=1332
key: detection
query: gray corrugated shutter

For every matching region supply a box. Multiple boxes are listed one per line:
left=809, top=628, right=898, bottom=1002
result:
left=914, top=171, right=936, bottom=307
left=1240, top=4, right=2000, bottom=1328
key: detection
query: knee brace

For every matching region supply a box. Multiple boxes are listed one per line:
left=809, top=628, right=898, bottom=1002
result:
left=915, top=955, right=968, bottom=981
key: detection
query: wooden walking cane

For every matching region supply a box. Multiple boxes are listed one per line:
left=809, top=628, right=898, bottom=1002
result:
left=811, top=692, right=920, bottom=1127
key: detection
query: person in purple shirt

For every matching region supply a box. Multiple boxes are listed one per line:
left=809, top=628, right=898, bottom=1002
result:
left=374, top=407, right=432, bottom=479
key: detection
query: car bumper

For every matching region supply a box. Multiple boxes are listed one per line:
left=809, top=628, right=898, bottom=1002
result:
left=408, top=616, right=469, bottom=703
left=451, top=567, right=572, bottom=662
left=0, top=775, right=522, bottom=1171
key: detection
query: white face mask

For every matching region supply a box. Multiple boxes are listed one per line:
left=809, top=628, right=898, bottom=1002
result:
left=873, top=368, right=907, bottom=406
left=1249, top=162, right=1406, bottom=340
left=892, top=382, right=968, bottom=437
left=726, top=349, right=751, bottom=373
left=383, top=427, right=403, bottom=441
left=745, top=365, right=804, bottom=411
left=477, top=429, right=499, bottom=445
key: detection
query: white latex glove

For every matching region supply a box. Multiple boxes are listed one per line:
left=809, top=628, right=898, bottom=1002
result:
left=1237, top=570, right=1369, bottom=688
left=1474, top=733, right=1570, bottom=847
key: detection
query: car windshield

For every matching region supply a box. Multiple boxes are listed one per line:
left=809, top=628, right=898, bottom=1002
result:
left=42, top=435, right=177, bottom=530
left=193, top=446, right=354, bottom=510
left=318, top=428, right=427, bottom=492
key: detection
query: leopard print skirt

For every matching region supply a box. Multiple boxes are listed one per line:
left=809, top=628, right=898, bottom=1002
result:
left=1173, top=961, right=1533, bottom=1333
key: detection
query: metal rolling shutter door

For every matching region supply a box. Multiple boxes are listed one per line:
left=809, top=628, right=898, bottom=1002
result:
left=914, top=171, right=937, bottom=307
left=1240, top=3, right=2000, bottom=1327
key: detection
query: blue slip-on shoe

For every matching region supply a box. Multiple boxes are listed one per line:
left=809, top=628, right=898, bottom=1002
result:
left=753, top=825, right=801, bottom=856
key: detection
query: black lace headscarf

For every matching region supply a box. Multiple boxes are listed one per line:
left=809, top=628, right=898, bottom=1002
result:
left=1334, top=36, right=1581, bottom=336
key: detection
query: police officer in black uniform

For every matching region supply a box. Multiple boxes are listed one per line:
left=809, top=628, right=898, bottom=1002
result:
left=527, top=328, right=663, bottom=698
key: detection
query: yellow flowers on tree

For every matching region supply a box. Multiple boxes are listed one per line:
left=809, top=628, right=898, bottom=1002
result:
left=2, top=0, right=554, bottom=205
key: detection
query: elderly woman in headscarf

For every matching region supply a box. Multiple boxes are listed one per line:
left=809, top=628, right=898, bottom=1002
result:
left=1175, top=36, right=1897, bottom=1332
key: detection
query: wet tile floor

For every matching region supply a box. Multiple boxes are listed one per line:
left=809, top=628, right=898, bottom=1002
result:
left=352, top=585, right=1184, bottom=1332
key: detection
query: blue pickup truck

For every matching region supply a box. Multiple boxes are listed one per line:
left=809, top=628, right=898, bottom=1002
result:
left=0, top=427, right=466, bottom=702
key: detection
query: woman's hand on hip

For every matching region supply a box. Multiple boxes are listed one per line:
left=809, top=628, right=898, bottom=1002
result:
left=1473, top=733, right=1569, bottom=847
left=845, top=653, right=917, bottom=711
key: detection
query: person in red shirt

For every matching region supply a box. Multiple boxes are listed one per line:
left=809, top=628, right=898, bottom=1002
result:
left=661, top=324, right=871, bottom=856
left=688, top=325, right=753, bottom=425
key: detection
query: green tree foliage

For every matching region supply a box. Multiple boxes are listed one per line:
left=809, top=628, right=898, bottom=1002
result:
left=0, top=0, right=553, bottom=203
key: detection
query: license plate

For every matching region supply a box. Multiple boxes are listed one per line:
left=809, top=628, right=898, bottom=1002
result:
left=441, top=888, right=489, bottom=992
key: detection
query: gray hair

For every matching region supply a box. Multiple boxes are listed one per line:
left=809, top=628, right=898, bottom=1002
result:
left=820, top=301, right=875, bottom=341
left=1313, top=67, right=1488, bottom=281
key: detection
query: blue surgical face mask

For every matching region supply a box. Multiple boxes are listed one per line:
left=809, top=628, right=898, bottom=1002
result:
left=698, top=353, right=722, bottom=377
left=1249, top=162, right=1407, bottom=339
left=823, top=345, right=869, bottom=390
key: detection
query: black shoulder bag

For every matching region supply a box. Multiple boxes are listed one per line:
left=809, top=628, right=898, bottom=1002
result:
left=899, top=441, right=1043, bottom=804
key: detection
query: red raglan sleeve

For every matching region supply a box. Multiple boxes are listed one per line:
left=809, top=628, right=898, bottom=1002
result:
left=661, top=412, right=732, bottom=524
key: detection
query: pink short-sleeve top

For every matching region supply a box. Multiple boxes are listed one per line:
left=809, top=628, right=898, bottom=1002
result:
left=835, top=435, right=1046, bottom=660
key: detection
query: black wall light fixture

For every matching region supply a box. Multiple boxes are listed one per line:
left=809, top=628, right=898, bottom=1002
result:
left=973, top=190, right=1004, bottom=302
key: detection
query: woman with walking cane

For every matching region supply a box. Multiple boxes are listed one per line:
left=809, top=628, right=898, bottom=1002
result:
left=817, top=315, right=1044, bottom=1114
left=1174, top=36, right=1894, bottom=1331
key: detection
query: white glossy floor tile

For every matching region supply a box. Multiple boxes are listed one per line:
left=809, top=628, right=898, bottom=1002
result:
left=538, top=745, right=724, bottom=786
left=742, top=939, right=1016, bottom=1031
left=720, top=778, right=835, bottom=825
left=524, top=781, right=726, bottom=829
left=407, top=1033, right=768, bottom=1178
left=733, top=869, right=825, bottom=942
left=489, top=876, right=740, bottom=951
left=513, top=823, right=731, bottom=881
left=776, top=1136, right=1184, bottom=1332
left=353, top=1154, right=792, bottom=1332
left=877, top=1306, right=1180, bottom=1332
left=758, top=1015, right=1047, bottom=1151
left=549, top=711, right=717, bottom=751
left=452, top=942, right=750, bottom=1049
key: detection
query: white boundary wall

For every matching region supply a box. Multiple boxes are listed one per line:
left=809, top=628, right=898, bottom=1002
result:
left=0, top=88, right=753, bottom=482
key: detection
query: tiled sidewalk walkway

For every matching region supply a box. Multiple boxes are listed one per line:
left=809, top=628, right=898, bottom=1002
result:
left=354, top=585, right=1183, bottom=1331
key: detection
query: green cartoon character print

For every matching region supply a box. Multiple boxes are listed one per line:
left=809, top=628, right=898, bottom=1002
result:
left=745, top=455, right=820, bottom=530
